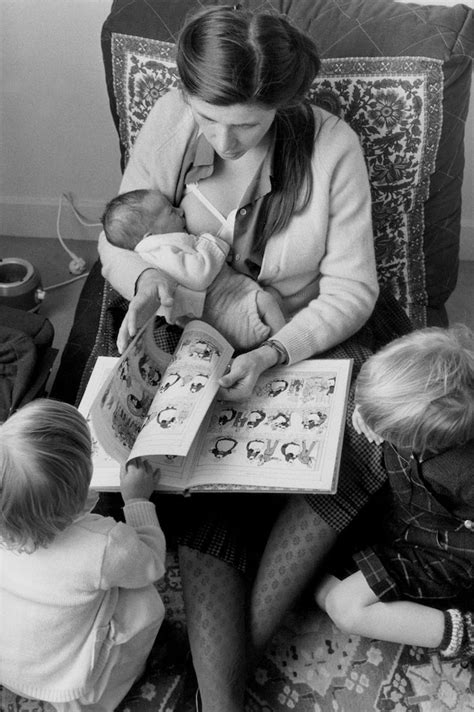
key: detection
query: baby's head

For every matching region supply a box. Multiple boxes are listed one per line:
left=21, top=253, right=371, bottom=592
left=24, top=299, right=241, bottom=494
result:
left=0, top=399, right=93, bottom=552
left=102, top=188, right=186, bottom=249
left=355, top=325, right=474, bottom=454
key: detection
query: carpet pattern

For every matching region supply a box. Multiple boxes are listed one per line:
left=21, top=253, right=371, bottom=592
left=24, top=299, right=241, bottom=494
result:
left=3, top=550, right=473, bottom=712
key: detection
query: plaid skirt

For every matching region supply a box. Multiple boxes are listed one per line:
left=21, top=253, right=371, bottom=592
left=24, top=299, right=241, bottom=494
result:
left=354, top=542, right=474, bottom=609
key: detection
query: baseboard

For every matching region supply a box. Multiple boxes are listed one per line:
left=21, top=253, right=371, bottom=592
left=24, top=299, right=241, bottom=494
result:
left=0, top=196, right=104, bottom=241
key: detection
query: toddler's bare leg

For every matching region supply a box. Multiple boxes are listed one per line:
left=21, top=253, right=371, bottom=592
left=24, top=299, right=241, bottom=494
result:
left=319, top=570, right=445, bottom=648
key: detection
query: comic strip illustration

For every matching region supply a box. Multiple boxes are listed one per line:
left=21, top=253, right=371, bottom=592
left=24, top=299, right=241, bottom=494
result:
left=175, top=363, right=351, bottom=493
left=80, top=319, right=352, bottom=495
left=88, top=319, right=233, bottom=465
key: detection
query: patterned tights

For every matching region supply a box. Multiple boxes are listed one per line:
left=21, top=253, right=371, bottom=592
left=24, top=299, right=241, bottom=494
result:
left=179, top=495, right=338, bottom=712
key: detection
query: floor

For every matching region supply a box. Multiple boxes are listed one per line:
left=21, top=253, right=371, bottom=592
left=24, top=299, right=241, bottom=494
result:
left=1, top=234, right=474, bottom=395
left=1, top=236, right=99, bottom=392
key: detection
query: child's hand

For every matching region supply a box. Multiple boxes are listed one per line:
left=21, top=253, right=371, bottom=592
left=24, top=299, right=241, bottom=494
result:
left=352, top=405, right=384, bottom=445
left=120, top=458, right=158, bottom=502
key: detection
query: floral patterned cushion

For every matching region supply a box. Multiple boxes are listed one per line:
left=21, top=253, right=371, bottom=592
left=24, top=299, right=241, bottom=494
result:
left=110, top=33, right=443, bottom=327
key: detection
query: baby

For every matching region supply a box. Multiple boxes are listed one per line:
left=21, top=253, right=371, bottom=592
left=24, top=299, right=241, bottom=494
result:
left=0, top=399, right=166, bottom=709
left=102, top=188, right=286, bottom=349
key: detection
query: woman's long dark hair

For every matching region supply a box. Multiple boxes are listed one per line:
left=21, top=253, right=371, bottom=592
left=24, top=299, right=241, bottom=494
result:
left=177, top=5, right=320, bottom=247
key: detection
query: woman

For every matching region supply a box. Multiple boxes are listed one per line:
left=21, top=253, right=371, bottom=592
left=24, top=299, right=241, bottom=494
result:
left=99, top=6, right=383, bottom=711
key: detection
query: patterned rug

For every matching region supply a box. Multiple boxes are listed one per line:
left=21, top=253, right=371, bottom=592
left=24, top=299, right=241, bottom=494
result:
left=2, top=550, right=474, bottom=712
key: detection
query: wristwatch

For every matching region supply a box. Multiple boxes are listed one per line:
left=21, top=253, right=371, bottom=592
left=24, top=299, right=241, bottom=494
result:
left=261, top=339, right=289, bottom=365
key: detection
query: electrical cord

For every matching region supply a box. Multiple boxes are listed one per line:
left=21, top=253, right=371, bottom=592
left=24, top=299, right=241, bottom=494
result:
left=16, top=192, right=102, bottom=312
left=31, top=273, right=90, bottom=310
left=42, top=273, right=90, bottom=293
left=55, top=192, right=102, bottom=275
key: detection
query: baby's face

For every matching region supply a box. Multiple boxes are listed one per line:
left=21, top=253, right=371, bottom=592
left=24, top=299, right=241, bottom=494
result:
left=145, top=191, right=186, bottom=234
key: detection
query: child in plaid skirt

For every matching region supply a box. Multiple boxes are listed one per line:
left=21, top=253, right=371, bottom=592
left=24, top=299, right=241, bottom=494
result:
left=315, top=325, right=474, bottom=664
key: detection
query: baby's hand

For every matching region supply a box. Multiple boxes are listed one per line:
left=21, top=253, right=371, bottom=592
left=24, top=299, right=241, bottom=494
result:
left=120, top=458, right=158, bottom=502
left=352, top=405, right=384, bottom=445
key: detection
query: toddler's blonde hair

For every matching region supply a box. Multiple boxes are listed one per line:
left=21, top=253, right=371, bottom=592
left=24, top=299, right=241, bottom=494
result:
left=356, top=325, right=474, bottom=453
left=0, top=399, right=92, bottom=552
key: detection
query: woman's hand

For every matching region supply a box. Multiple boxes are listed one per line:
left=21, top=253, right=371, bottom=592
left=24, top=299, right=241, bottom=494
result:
left=218, top=344, right=278, bottom=401
left=120, top=458, right=158, bottom=502
left=117, top=268, right=178, bottom=354
left=352, top=405, right=384, bottom=445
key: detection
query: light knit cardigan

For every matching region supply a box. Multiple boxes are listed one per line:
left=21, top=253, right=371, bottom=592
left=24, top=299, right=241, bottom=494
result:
left=0, top=501, right=165, bottom=702
left=98, top=90, right=379, bottom=364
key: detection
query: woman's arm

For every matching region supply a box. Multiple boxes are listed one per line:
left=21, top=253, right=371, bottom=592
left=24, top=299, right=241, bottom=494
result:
left=116, top=268, right=177, bottom=353
left=259, top=114, right=379, bottom=365
left=217, top=116, right=378, bottom=399
left=98, top=90, right=196, bottom=297
left=218, top=343, right=281, bottom=401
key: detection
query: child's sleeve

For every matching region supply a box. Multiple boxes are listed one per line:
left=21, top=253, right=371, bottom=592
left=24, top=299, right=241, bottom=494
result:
left=99, top=501, right=166, bottom=590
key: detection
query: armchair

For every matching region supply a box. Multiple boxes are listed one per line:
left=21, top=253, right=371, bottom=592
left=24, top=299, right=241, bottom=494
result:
left=44, top=2, right=474, bottom=711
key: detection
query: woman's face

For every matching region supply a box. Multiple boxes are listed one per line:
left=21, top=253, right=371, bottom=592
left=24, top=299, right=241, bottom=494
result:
left=187, top=96, right=276, bottom=160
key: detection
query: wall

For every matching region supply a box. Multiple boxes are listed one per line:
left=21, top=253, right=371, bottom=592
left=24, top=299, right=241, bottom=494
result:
left=0, top=0, right=473, bottom=257
left=0, top=0, right=122, bottom=242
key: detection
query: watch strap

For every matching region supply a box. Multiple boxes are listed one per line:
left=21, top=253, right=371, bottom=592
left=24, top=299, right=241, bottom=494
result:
left=261, top=339, right=288, bottom=365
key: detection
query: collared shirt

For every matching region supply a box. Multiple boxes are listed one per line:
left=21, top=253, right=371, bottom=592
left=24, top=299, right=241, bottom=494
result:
left=178, top=132, right=274, bottom=281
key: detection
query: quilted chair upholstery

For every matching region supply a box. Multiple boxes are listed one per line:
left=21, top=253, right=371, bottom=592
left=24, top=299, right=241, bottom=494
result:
left=10, top=1, right=471, bottom=712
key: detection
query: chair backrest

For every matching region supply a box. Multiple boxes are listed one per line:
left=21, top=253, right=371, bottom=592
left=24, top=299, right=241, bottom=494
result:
left=101, top=0, right=473, bottom=328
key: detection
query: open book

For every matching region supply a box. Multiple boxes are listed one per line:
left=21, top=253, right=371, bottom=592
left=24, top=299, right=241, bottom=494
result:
left=79, top=319, right=353, bottom=495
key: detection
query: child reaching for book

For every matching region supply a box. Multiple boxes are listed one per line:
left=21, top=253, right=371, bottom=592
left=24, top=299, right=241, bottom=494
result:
left=315, top=326, right=474, bottom=664
left=102, top=188, right=286, bottom=349
left=0, top=399, right=166, bottom=710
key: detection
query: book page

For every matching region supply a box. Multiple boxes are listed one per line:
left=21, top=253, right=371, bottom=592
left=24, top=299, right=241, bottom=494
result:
left=183, top=359, right=352, bottom=494
left=78, top=357, right=125, bottom=490
left=79, top=357, right=188, bottom=491
left=89, top=319, right=173, bottom=465
left=128, top=320, right=233, bottom=459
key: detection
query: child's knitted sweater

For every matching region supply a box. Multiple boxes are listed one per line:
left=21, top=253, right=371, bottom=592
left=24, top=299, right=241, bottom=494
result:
left=0, top=500, right=165, bottom=702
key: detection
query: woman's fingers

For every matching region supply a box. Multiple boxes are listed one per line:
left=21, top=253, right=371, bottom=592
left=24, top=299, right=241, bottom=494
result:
left=218, top=354, right=259, bottom=401
left=116, top=269, right=178, bottom=353
left=117, top=311, right=133, bottom=354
